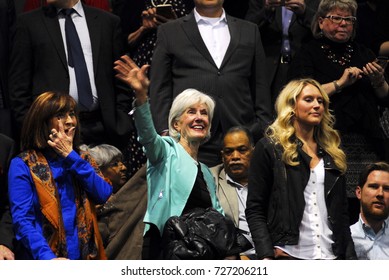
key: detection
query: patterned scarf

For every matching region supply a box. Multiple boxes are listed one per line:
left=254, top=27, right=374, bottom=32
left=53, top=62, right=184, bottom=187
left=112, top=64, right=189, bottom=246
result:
left=19, top=150, right=107, bottom=259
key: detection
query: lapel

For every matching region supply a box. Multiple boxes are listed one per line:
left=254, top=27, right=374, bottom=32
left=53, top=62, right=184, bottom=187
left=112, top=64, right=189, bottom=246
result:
left=42, top=5, right=68, bottom=70
left=181, top=12, right=217, bottom=68
left=219, top=14, right=239, bottom=70
left=83, top=4, right=100, bottom=74
left=218, top=169, right=239, bottom=226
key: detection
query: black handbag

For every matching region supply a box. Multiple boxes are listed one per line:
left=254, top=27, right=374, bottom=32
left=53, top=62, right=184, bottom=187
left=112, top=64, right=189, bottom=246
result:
left=161, top=207, right=238, bottom=259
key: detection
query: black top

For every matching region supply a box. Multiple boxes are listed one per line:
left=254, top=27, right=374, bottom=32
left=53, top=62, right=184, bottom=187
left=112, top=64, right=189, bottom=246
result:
left=288, top=37, right=389, bottom=138
left=182, top=163, right=212, bottom=214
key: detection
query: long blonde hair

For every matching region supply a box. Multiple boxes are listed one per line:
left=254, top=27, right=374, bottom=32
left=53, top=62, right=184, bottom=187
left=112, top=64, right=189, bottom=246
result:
left=267, top=78, right=347, bottom=173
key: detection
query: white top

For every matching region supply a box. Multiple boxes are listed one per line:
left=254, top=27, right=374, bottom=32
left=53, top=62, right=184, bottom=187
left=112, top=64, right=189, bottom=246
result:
left=276, top=159, right=336, bottom=259
left=226, top=174, right=256, bottom=256
left=58, top=0, right=98, bottom=109
left=194, top=8, right=230, bottom=69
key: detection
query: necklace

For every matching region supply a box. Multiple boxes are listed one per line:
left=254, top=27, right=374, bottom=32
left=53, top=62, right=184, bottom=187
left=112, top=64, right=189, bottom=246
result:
left=321, top=43, right=354, bottom=66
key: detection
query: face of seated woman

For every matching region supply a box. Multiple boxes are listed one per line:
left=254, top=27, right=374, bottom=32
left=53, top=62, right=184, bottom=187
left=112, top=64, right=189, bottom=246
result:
left=101, top=158, right=128, bottom=193
left=173, top=102, right=210, bottom=144
left=318, top=7, right=355, bottom=43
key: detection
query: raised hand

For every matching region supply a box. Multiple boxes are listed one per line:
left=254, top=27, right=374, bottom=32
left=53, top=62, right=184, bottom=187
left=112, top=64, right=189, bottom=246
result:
left=47, top=118, right=75, bottom=158
left=114, top=55, right=150, bottom=105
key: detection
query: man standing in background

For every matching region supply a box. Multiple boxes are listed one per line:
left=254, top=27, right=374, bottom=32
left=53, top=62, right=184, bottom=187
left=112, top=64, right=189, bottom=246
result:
left=9, top=0, right=132, bottom=149
left=149, top=0, right=272, bottom=167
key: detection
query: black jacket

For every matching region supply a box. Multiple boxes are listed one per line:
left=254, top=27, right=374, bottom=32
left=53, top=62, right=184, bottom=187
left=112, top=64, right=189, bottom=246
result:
left=246, top=137, right=356, bottom=259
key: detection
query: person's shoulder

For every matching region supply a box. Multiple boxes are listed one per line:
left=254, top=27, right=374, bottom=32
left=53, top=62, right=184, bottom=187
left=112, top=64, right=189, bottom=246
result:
left=209, top=163, right=224, bottom=177
left=0, top=134, right=14, bottom=148
left=160, top=12, right=192, bottom=30
left=226, top=14, right=257, bottom=28
left=83, top=4, right=120, bottom=21
left=17, top=6, right=47, bottom=21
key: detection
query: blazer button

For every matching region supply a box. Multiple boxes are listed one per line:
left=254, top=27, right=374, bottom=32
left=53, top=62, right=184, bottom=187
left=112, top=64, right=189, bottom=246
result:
left=217, top=71, right=221, bottom=76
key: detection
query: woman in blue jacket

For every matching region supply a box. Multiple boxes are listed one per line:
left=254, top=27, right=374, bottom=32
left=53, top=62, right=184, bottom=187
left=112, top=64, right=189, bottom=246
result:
left=114, top=55, right=225, bottom=259
left=8, top=92, right=112, bottom=260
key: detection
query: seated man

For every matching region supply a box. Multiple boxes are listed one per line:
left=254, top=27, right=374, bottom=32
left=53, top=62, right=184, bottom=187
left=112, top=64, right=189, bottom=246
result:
left=210, top=126, right=256, bottom=259
left=350, top=162, right=389, bottom=259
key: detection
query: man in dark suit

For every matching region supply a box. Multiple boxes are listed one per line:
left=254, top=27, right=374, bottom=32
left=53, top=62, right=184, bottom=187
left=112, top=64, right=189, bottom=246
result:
left=0, top=133, right=16, bottom=260
left=0, top=0, right=15, bottom=139
left=149, top=0, right=272, bottom=167
left=9, top=0, right=132, bottom=149
left=245, top=0, right=320, bottom=115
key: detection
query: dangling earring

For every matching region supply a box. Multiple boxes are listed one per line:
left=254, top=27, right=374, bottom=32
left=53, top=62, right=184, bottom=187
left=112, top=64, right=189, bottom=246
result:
left=319, top=29, right=324, bottom=38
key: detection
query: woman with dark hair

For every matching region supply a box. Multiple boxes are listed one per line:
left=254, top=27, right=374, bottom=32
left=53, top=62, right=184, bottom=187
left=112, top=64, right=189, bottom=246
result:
left=246, top=78, right=356, bottom=260
left=8, top=91, right=112, bottom=260
left=288, top=0, right=389, bottom=196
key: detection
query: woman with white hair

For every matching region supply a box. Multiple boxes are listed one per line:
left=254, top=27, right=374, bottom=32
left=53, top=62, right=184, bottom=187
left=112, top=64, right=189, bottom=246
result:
left=114, top=55, right=226, bottom=259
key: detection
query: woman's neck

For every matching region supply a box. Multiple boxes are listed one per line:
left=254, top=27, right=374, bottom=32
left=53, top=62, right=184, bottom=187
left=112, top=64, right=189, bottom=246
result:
left=179, top=139, right=200, bottom=161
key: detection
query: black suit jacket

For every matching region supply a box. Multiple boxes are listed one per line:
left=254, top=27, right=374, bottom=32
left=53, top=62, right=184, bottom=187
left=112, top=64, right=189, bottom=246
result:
left=0, top=133, right=15, bottom=250
left=245, top=0, right=319, bottom=107
left=149, top=11, right=271, bottom=165
left=9, top=4, right=132, bottom=147
left=0, top=0, right=15, bottom=138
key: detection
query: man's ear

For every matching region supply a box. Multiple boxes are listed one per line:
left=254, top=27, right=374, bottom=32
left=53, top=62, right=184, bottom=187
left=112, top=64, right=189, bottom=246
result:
left=355, top=186, right=362, bottom=200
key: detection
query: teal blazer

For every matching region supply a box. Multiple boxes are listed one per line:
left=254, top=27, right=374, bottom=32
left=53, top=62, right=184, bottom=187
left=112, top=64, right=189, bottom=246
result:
left=134, top=102, right=223, bottom=234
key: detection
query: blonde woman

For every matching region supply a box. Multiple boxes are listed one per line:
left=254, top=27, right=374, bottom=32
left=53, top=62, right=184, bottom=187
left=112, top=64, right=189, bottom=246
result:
left=246, top=78, right=356, bottom=260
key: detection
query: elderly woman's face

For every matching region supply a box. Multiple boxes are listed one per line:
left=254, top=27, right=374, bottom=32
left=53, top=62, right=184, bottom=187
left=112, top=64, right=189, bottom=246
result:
left=101, top=158, right=127, bottom=193
left=174, top=102, right=210, bottom=143
left=319, top=8, right=355, bottom=43
left=49, top=110, right=77, bottom=141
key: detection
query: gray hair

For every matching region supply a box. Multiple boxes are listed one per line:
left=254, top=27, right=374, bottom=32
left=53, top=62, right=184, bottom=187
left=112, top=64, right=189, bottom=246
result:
left=168, top=89, right=215, bottom=142
left=311, top=0, right=358, bottom=39
left=79, top=144, right=123, bottom=168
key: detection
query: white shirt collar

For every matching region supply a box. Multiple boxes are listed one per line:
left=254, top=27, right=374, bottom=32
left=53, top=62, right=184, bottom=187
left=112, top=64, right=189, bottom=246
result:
left=226, top=173, right=247, bottom=189
left=58, top=0, right=85, bottom=17
left=194, top=8, right=227, bottom=25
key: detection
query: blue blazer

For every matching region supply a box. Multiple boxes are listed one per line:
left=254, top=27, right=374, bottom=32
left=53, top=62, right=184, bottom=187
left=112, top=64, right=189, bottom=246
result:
left=134, top=102, right=223, bottom=234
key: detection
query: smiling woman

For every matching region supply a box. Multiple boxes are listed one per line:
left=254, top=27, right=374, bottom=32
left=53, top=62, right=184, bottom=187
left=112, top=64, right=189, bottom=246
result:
left=114, top=55, right=238, bottom=260
left=7, top=91, right=112, bottom=260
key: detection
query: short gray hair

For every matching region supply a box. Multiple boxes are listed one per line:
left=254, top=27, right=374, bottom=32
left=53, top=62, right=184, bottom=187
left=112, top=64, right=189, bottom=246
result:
left=311, top=0, right=358, bottom=39
left=80, top=144, right=123, bottom=168
left=168, top=89, right=215, bottom=142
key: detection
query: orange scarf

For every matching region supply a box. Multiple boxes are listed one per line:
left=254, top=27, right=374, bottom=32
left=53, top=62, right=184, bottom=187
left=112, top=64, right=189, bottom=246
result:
left=19, top=150, right=107, bottom=259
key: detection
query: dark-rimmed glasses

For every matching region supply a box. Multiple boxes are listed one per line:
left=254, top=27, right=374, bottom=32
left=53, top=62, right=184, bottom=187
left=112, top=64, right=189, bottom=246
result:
left=323, top=15, right=356, bottom=25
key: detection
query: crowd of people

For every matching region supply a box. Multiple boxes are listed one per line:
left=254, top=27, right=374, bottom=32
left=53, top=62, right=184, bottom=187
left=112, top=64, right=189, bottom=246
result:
left=1, top=0, right=389, bottom=260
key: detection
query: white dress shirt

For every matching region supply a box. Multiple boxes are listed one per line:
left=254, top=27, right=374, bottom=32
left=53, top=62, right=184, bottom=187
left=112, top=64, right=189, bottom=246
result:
left=194, top=8, right=230, bottom=69
left=226, top=174, right=256, bottom=256
left=58, top=0, right=98, bottom=109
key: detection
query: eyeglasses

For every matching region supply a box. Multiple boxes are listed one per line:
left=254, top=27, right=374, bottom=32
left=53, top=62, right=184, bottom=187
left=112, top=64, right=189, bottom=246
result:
left=323, top=15, right=356, bottom=25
